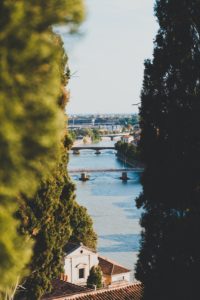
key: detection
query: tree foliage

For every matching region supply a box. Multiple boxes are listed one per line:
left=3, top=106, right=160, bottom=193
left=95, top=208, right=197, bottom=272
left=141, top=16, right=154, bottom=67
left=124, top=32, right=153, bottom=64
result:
left=69, top=203, right=97, bottom=250
left=0, top=0, right=85, bottom=296
left=16, top=144, right=97, bottom=299
left=87, top=266, right=103, bottom=289
left=136, top=1, right=200, bottom=299
left=17, top=146, right=97, bottom=300
left=17, top=144, right=75, bottom=300
left=69, top=128, right=102, bottom=143
left=115, top=141, right=140, bottom=163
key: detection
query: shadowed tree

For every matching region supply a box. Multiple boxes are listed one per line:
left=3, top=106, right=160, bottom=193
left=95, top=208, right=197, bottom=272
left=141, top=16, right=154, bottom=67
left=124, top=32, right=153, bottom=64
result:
left=136, top=1, right=200, bottom=299
left=87, top=266, right=103, bottom=289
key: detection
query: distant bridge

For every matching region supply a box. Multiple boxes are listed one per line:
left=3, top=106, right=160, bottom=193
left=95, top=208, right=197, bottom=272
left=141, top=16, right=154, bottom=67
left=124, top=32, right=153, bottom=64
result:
left=100, top=133, right=130, bottom=137
left=71, top=146, right=115, bottom=151
left=99, top=133, right=131, bottom=140
left=69, top=168, right=144, bottom=173
left=68, top=123, right=119, bottom=129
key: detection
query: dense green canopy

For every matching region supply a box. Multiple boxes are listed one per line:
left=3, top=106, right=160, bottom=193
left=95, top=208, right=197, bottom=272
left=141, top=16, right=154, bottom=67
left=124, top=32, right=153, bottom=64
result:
left=17, top=144, right=75, bottom=300
left=136, top=1, right=200, bottom=299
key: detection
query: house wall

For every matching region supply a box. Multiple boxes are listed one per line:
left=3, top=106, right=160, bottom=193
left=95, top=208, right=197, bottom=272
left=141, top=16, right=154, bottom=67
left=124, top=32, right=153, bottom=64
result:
left=103, top=272, right=131, bottom=287
left=102, top=274, right=111, bottom=286
left=111, top=272, right=131, bottom=283
left=64, top=247, right=99, bottom=285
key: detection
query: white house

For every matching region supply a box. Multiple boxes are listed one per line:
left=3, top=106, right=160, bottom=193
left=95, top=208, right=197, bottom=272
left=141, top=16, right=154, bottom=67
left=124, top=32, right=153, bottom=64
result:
left=121, top=135, right=134, bottom=143
left=63, top=243, right=131, bottom=287
left=63, top=243, right=99, bottom=286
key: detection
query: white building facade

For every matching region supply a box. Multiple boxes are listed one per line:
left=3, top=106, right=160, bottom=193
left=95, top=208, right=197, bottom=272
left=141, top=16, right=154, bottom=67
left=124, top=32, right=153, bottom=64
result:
left=64, top=243, right=99, bottom=286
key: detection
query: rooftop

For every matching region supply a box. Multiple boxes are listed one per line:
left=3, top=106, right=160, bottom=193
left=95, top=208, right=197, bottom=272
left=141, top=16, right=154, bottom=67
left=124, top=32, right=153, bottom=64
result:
left=64, top=242, right=96, bottom=256
left=43, top=281, right=142, bottom=300
left=63, top=283, right=142, bottom=300
left=42, top=279, right=92, bottom=300
left=98, top=256, right=130, bottom=276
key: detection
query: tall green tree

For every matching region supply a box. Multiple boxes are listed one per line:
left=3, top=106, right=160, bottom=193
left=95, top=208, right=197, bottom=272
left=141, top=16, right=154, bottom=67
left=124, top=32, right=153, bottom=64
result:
left=0, top=0, right=85, bottom=296
left=136, top=1, right=200, bottom=299
left=87, top=266, right=103, bottom=289
left=17, top=143, right=75, bottom=300
left=17, top=135, right=97, bottom=299
left=69, top=203, right=97, bottom=250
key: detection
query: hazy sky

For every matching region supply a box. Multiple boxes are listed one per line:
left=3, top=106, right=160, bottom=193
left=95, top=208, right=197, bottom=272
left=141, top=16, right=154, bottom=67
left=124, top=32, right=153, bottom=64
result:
left=60, top=0, right=158, bottom=114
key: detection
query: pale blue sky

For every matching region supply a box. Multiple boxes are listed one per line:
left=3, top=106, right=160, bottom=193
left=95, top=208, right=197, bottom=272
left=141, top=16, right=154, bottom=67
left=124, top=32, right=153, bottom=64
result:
left=60, top=0, right=158, bottom=114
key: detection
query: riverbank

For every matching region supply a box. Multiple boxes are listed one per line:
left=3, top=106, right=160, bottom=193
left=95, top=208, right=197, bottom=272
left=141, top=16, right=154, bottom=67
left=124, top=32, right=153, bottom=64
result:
left=116, top=154, right=144, bottom=168
left=114, top=141, right=143, bottom=168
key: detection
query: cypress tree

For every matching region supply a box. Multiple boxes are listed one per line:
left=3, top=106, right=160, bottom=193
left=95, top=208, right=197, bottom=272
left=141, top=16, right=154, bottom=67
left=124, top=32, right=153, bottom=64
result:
left=17, top=138, right=97, bottom=299
left=87, top=266, right=103, bottom=289
left=69, top=203, right=98, bottom=250
left=17, top=143, right=75, bottom=300
left=136, top=1, right=200, bottom=299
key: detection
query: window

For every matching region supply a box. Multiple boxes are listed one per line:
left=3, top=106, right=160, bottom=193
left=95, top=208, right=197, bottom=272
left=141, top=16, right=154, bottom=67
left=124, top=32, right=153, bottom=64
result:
left=79, top=268, right=85, bottom=279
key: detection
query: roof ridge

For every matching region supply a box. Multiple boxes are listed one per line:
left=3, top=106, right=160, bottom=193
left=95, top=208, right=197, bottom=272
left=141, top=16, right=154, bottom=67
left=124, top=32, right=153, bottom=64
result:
left=98, top=255, right=130, bottom=271
left=64, top=242, right=96, bottom=255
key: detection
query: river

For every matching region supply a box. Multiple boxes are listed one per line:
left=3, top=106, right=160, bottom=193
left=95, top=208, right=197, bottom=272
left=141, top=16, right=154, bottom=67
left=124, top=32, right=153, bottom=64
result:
left=69, top=139, right=142, bottom=279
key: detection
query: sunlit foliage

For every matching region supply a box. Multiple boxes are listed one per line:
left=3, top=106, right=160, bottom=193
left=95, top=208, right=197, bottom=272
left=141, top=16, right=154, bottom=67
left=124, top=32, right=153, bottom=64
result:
left=0, top=0, right=85, bottom=296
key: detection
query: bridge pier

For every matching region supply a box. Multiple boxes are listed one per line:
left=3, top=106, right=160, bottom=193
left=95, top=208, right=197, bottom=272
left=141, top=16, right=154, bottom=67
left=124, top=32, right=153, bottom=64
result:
left=73, top=149, right=80, bottom=155
left=79, top=173, right=89, bottom=181
left=95, top=149, right=101, bottom=155
left=120, top=171, right=129, bottom=181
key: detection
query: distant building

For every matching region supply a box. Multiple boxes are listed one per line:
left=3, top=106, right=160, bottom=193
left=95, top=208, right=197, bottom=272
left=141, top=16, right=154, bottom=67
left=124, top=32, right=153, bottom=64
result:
left=121, top=135, right=134, bottom=143
left=62, top=243, right=131, bottom=288
left=133, top=129, right=141, bottom=146
left=63, top=243, right=99, bottom=286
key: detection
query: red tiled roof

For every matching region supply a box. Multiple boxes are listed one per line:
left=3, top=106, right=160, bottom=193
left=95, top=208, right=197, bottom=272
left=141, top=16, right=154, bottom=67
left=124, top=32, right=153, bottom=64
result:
left=65, top=283, right=142, bottom=300
left=122, top=135, right=131, bottom=138
left=98, top=256, right=130, bottom=276
left=42, top=280, right=92, bottom=300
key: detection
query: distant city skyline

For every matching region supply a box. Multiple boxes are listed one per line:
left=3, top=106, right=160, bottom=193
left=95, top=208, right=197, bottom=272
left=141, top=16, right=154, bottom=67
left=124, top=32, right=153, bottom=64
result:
left=60, top=0, right=158, bottom=114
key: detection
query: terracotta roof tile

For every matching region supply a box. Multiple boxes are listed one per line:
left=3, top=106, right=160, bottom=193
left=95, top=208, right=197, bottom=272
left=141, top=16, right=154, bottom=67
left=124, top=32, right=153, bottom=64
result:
left=42, top=279, right=92, bottom=299
left=98, top=256, right=130, bottom=276
left=65, top=283, right=142, bottom=300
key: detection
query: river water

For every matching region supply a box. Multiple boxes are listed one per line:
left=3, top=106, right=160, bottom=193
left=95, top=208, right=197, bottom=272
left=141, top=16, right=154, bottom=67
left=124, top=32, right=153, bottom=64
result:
left=69, top=139, right=142, bottom=278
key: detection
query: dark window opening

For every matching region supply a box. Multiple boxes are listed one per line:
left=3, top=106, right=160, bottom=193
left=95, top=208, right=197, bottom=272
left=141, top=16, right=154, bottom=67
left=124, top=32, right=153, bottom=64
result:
left=79, top=268, right=85, bottom=279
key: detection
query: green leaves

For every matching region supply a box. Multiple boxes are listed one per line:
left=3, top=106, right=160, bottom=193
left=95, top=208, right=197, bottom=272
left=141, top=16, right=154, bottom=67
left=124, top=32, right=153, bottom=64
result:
left=0, top=202, right=32, bottom=295
left=87, top=266, right=103, bottom=289
left=69, top=203, right=97, bottom=250
left=0, top=0, right=85, bottom=296
left=137, top=1, right=200, bottom=299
